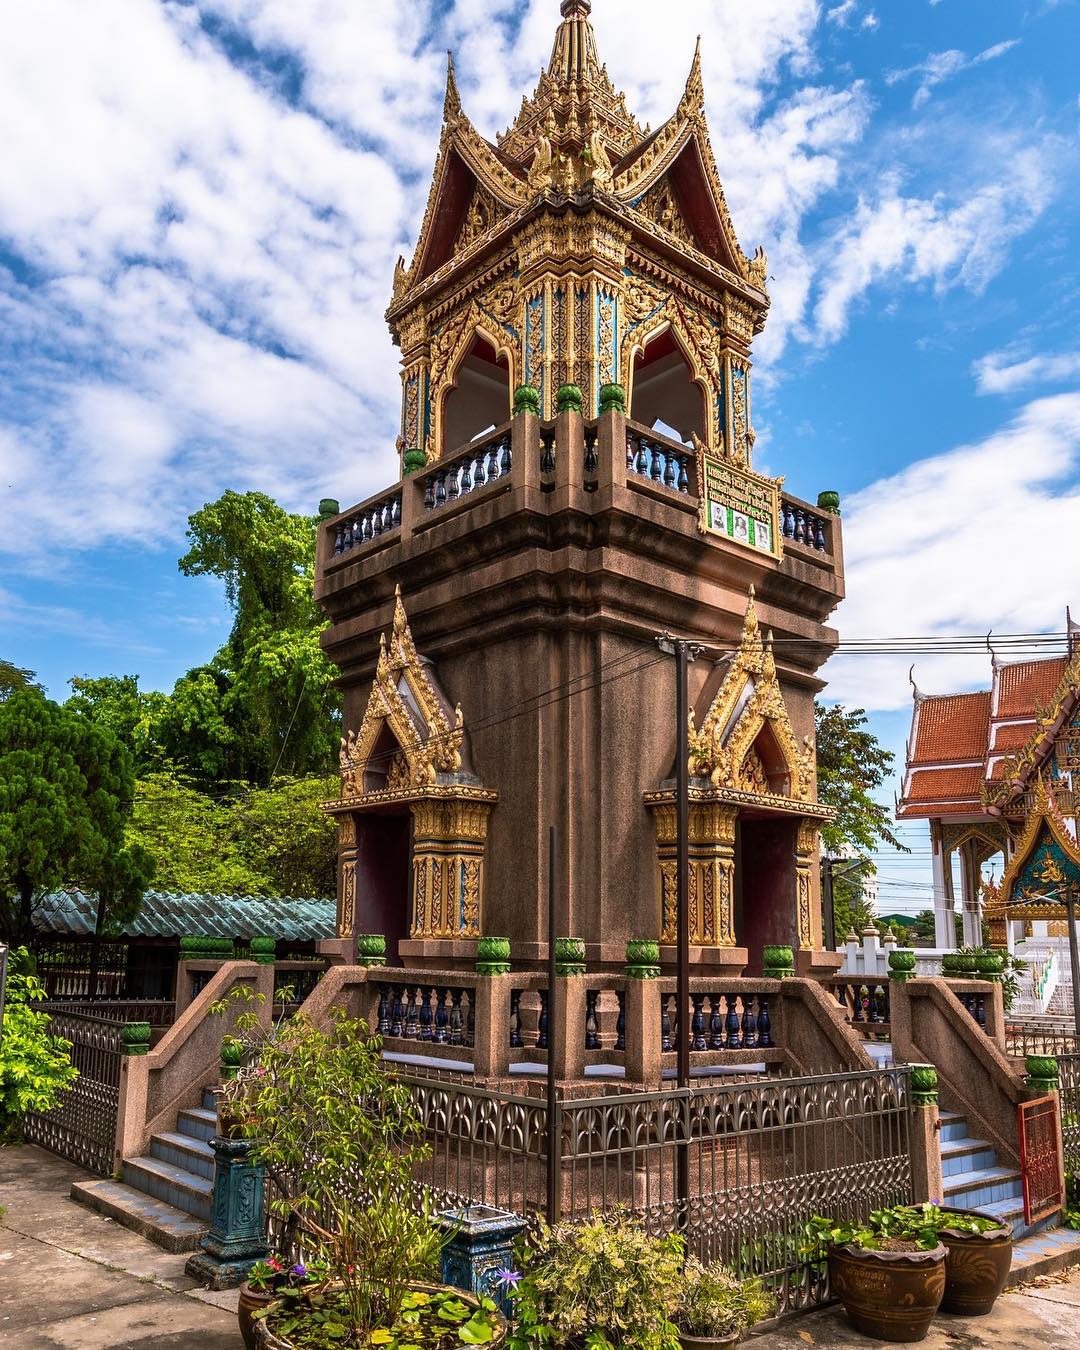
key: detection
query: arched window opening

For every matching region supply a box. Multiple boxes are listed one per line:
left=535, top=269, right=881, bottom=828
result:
left=443, top=335, right=510, bottom=455
left=740, top=723, right=791, bottom=797
left=365, top=721, right=404, bottom=795
left=631, top=329, right=706, bottom=444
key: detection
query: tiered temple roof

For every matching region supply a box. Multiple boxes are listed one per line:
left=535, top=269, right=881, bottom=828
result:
left=899, top=621, right=1080, bottom=819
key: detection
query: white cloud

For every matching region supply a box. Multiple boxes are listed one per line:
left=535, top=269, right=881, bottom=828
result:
left=825, top=393, right=1080, bottom=711
left=827, top=0, right=858, bottom=25
left=974, top=349, right=1080, bottom=395
left=811, top=144, right=1056, bottom=343
left=886, top=39, right=1021, bottom=109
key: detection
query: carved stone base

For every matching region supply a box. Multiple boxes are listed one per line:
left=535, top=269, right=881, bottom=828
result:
left=185, top=1136, right=268, bottom=1290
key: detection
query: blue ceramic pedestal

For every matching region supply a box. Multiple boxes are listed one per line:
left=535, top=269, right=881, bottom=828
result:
left=185, top=1135, right=269, bottom=1290
left=435, top=1205, right=528, bottom=1316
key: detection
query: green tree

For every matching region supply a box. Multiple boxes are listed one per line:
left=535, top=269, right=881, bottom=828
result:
left=127, top=772, right=269, bottom=896
left=65, top=674, right=169, bottom=775
left=0, top=661, right=43, bottom=702
left=0, top=955, right=79, bottom=1140
left=237, top=775, right=338, bottom=898
left=0, top=690, right=154, bottom=944
left=177, top=491, right=340, bottom=783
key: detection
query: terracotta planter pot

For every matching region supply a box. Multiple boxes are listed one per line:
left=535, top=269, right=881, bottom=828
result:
left=238, top=1282, right=277, bottom=1350
left=254, top=1281, right=508, bottom=1349
left=677, top=1332, right=740, bottom=1350
left=827, top=1242, right=946, bottom=1343
left=937, top=1210, right=1013, bottom=1316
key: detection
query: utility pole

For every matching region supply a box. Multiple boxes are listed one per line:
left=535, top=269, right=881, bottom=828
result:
left=546, top=824, right=559, bottom=1224
left=657, top=634, right=700, bottom=1231
left=821, top=856, right=873, bottom=950
left=1066, top=884, right=1080, bottom=1035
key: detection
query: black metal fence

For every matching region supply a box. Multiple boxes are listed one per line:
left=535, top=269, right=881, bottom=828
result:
left=23, top=1006, right=126, bottom=1175
left=1004, top=1020, right=1080, bottom=1058
left=1057, top=1053, right=1080, bottom=1175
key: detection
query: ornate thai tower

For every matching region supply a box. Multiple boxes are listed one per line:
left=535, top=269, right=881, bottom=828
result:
left=316, top=1, right=845, bottom=983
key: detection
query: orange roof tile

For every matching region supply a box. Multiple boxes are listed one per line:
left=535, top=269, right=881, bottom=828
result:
left=989, top=722, right=1036, bottom=753
left=995, top=657, right=1067, bottom=718
left=904, top=766, right=984, bottom=803
left=911, top=692, right=991, bottom=765
left=898, top=799, right=984, bottom=819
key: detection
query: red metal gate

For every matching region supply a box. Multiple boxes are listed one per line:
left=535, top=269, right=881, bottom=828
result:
left=1018, top=1095, right=1065, bottom=1225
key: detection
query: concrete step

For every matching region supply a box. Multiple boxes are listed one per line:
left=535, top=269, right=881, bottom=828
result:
left=202, top=1086, right=218, bottom=1113
left=123, top=1154, right=214, bottom=1221
left=176, top=1106, right=217, bottom=1144
left=70, top=1178, right=207, bottom=1254
left=149, top=1130, right=215, bottom=1181
left=938, top=1112, right=969, bottom=1143
left=1007, top=1224, right=1080, bottom=1283
left=941, top=1137, right=997, bottom=1176
left=943, top=1164, right=1022, bottom=1210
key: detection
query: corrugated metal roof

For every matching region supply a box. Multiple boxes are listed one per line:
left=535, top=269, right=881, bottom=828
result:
left=33, top=889, right=336, bottom=942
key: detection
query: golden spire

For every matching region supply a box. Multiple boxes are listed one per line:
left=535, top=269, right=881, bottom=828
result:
left=443, top=51, right=461, bottom=121
left=550, top=1, right=601, bottom=85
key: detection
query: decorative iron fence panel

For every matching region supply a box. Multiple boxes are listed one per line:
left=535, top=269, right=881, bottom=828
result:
left=1005, top=1022, right=1080, bottom=1058
left=23, top=1007, right=125, bottom=1176
left=1057, top=1052, right=1080, bottom=1175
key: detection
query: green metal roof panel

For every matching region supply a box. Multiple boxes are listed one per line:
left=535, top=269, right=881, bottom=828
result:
left=34, top=889, right=336, bottom=942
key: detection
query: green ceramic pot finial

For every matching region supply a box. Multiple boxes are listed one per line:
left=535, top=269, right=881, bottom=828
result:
left=624, top=939, right=661, bottom=979
left=555, top=384, right=584, bottom=416
left=910, top=1063, right=938, bottom=1108
left=121, top=1023, right=152, bottom=1057
left=817, top=490, right=841, bottom=516
left=1025, top=1055, right=1059, bottom=1093
left=762, top=945, right=795, bottom=979
left=888, top=949, right=917, bottom=983
left=402, top=448, right=428, bottom=477
left=476, top=936, right=512, bottom=976
left=355, top=934, right=388, bottom=968
left=249, top=936, right=276, bottom=966
left=599, top=383, right=626, bottom=415
left=220, top=1037, right=245, bottom=1081
left=555, top=936, right=586, bottom=977
left=513, top=384, right=541, bottom=417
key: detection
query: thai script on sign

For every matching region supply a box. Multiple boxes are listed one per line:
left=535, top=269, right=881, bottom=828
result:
left=698, top=453, right=782, bottom=559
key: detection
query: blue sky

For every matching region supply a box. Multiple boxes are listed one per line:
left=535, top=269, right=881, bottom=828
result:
left=1, top=0, right=1078, bottom=907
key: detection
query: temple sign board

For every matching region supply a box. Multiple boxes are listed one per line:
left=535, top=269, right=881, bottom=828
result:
left=696, top=449, right=783, bottom=560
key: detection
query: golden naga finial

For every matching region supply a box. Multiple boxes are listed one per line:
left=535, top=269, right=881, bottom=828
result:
left=740, top=586, right=760, bottom=651
left=679, top=38, right=705, bottom=117
left=443, top=51, right=461, bottom=122
left=747, top=245, right=768, bottom=290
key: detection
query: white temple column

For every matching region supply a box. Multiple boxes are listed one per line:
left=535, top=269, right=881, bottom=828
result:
left=931, top=819, right=956, bottom=949
left=960, top=840, right=983, bottom=947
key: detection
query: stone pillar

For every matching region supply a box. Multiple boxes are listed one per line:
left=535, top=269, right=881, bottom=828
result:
left=409, top=799, right=492, bottom=939
left=337, top=813, right=358, bottom=942
left=185, top=1136, right=269, bottom=1290
left=960, top=840, right=983, bottom=948
left=795, top=821, right=822, bottom=952
left=471, top=972, right=513, bottom=1080
left=624, top=977, right=662, bottom=1089
left=908, top=1066, right=944, bottom=1204
left=655, top=801, right=737, bottom=946
left=931, top=819, right=956, bottom=950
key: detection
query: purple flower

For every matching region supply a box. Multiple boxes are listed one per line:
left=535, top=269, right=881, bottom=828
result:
left=494, top=1268, right=522, bottom=1288
left=292, top=1264, right=307, bottom=1279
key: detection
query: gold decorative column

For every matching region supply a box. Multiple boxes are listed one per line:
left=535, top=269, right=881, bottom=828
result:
left=337, top=814, right=358, bottom=939
left=410, top=796, right=494, bottom=939
left=653, top=800, right=737, bottom=946
left=795, top=820, right=820, bottom=951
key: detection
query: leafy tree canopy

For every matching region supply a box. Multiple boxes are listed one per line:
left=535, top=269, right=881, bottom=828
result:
left=0, top=661, right=44, bottom=703
left=65, top=674, right=170, bottom=775
left=0, top=690, right=154, bottom=944
left=815, top=703, right=905, bottom=858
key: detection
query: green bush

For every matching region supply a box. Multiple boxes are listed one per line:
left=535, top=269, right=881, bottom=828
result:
left=672, top=1258, right=773, bottom=1338
left=0, top=954, right=78, bottom=1140
left=508, top=1210, right=683, bottom=1350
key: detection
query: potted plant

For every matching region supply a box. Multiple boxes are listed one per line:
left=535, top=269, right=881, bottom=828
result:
left=239, top=1258, right=327, bottom=1350
left=671, top=1258, right=773, bottom=1349
left=891, top=1204, right=1012, bottom=1316
left=804, top=1209, right=946, bottom=1343
left=227, top=1009, right=504, bottom=1349
left=506, top=1210, right=684, bottom=1349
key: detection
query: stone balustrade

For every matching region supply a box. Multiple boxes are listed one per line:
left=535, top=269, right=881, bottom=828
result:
left=332, top=487, right=402, bottom=556
left=419, top=424, right=513, bottom=514
left=780, top=496, right=832, bottom=553
left=624, top=421, right=693, bottom=496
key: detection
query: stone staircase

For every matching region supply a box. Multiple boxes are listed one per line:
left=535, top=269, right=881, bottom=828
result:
left=939, top=1108, right=1051, bottom=1240
left=71, top=1087, right=218, bottom=1253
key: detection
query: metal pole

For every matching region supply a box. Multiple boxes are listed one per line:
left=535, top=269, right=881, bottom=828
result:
left=675, top=639, right=690, bottom=1227
left=822, top=857, right=836, bottom=952
left=0, top=944, right=8, bottom=1052
left=1066, top=885, right=1080, bottom=1036
left=546, top=824, right=559, bottom=1224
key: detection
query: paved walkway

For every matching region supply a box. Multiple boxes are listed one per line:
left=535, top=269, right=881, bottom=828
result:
left=0, top=1145, right=239, bottom=1348
left=4, top=1144, right=1080, bottom=1348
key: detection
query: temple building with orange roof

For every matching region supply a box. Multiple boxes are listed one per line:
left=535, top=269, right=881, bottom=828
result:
left=898, top=613, right=1080, bottom=951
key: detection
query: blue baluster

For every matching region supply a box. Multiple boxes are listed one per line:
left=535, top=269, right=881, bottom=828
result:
left=725, top=992, right=741, bottom=1049
left=663, top=450, right=676, bottom=488
left=616, top=991, right=626, bottom=1051
left=661, top=993, right=673, bottom=1052
left=406, top=986, right=421, bottom=1039
left=377, top=985, right=390, bottom=1036
left=691, top=993, right=707, bottom=1051
left=434, top=988, right=449, bottom=1043
left=636, top=439, right=649, bottom=475
left=757, top=997, right=773, bottom=1048
left=486, top=442, right=499, bottom=481
left=460, top=456, right=472, bottom=495
left=334, top=524, right=345, bottom=555
left=795, top=508, right=807, bottom=544
left=741, top=996, right=757, bottom=1049
left=419, top=986, right=433, bottom=1041
left=814, top=515, right=827, bottom=550
left=677, top=455, right=690, bottom=494
left=474, top=452, right=487, bottom=488
left=537, top=989, right=549, bottom=1049
left=390, top=987, right=404, bottom=1038
left=391, top=495, right=401, bottom=528
left=449, top=989, right=464, bottom=1045
left=435, top=472, right=447, bottom=508
left=782, top=502, right=795, bottom=538
left=709, top=994, right=724, bottom=1050
left=500, top=435, right=512, bottom=475
left=423, top=475, right=436, bottom=511
left=509, top=989, right=523, bottom=1048
left=585, top=990, right=600, bottom=1050
left=447, top=466, right=460, bottom=501
left=650, top=444, right=663, bottom=481
left=626, top=432, right=637, bottom=472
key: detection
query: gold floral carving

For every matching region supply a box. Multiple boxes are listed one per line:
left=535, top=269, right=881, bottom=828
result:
left=687, top=589, right=817, bottom=803
left=339, top=863, right=356, bottom=939
left=999, top=775, right=1080, bottom=916
left=654, top=801, right=737, bottom=946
